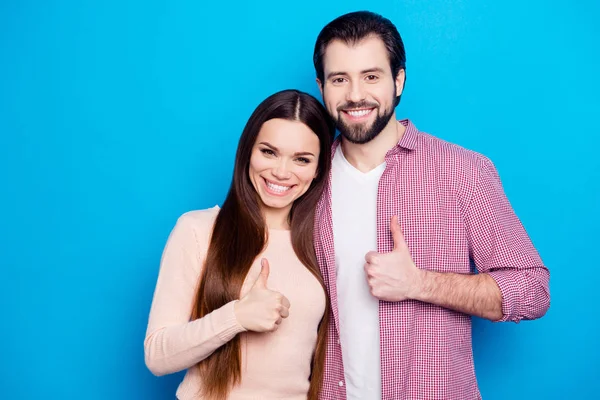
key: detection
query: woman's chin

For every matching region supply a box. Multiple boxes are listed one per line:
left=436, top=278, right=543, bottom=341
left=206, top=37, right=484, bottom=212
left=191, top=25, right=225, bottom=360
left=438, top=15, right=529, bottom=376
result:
left=256, top=191, right=293, bottom=209
left=260, top=198, right=293, bottom=210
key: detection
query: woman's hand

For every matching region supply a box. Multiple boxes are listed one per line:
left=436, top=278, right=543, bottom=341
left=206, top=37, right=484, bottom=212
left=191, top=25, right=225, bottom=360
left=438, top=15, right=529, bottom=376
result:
left=234, top=258, right=290, bottom=332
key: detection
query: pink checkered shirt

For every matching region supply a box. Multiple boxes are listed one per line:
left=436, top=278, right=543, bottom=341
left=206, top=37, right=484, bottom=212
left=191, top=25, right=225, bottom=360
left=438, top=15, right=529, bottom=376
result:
left=314, top=120, right=550, bottom=400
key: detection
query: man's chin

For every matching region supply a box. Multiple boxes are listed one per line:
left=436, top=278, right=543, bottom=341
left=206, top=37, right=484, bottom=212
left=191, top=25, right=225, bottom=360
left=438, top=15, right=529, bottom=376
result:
left=336, top=105, right=396, bottom=144
left=338, top=128, right=379, bottom=144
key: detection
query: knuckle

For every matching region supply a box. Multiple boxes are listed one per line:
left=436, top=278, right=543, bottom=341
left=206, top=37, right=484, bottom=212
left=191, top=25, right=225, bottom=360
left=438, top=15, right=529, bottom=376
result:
left=366, top=253, right=379, bottom=264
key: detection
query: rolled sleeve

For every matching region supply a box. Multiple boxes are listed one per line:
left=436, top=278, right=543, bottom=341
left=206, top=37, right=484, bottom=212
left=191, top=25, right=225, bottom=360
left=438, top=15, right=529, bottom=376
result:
left=465, top=157, right=550, bottom=322
left=487, top=269, right=525, bottom=322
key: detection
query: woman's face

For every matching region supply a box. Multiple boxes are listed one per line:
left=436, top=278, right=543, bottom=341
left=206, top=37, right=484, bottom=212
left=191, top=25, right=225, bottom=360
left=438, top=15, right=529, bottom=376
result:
left=248, top=118, right=321, bottom=217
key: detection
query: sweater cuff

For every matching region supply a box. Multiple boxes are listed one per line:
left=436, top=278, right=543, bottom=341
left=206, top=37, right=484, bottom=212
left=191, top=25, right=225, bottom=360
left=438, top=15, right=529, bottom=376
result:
left=213, top=300, right=247, bottom=342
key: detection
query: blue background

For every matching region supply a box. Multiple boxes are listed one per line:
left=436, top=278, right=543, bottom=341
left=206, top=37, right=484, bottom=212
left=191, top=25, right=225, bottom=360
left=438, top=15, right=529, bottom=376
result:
left=1, top=1, right=598, bottom=398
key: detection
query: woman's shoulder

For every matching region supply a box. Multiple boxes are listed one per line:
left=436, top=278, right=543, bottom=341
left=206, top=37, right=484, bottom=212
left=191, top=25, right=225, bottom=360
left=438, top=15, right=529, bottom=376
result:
left=175, top=206, right=221, bottom=238
left=179, top=205, right=220, bottom=223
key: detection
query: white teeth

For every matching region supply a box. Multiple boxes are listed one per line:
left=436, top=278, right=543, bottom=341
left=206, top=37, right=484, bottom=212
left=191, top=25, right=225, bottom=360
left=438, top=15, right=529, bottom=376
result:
left=266, top=181, right=292, bottom=194
left=347, top=109, right=372, bottom=117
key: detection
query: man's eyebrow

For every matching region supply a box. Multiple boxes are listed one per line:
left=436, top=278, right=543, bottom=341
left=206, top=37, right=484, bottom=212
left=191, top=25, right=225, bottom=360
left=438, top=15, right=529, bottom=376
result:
left=326, top=67, right=386, bottom=80
left=326, top=71, right=347, bottom=80
left=361, top=67, right=385, bottom=75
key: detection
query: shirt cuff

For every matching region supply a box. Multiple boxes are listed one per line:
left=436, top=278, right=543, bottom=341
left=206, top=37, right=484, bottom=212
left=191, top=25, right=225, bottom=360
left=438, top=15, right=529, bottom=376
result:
left=487, top=269, right=527, bottom=323
left=212, top=300, right=247, bottom=342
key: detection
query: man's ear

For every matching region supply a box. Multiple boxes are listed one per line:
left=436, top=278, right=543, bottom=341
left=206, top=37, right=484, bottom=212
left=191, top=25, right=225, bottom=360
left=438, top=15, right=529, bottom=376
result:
left=316, top=78, right=324, bottom=97
left=395, top=69, right=405, bottom=97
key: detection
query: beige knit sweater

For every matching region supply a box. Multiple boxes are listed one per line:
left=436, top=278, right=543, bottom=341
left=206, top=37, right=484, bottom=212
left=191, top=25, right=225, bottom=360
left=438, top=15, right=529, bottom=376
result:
left=144, top=207, right=326, bottom=399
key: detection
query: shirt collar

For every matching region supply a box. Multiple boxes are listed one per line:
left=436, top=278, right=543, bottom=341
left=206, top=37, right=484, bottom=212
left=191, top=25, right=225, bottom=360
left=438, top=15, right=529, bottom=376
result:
left=330, top=119, right=420, bottom=159
left=395, top=119, right=419, bottom=151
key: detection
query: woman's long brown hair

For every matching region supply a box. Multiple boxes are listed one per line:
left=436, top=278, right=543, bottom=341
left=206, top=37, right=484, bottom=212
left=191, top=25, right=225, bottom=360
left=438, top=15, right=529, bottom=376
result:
left=191, top=90, right=335, bottom=399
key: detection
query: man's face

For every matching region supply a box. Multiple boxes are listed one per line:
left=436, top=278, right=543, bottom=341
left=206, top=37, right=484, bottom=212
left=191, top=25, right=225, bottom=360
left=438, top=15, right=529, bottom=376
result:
left=318, top=36, right=405, bottom=144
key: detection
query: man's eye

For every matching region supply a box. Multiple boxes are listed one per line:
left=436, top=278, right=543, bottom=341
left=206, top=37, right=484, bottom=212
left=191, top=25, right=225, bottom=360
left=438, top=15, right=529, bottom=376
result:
left=332, top=78, right=345, bottom=84
left=366, top=75, right=378, bottom=81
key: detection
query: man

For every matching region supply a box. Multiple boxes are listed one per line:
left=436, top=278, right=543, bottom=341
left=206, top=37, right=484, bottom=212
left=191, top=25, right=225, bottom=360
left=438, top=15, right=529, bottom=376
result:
left=311, top=11, right=550, bottom=400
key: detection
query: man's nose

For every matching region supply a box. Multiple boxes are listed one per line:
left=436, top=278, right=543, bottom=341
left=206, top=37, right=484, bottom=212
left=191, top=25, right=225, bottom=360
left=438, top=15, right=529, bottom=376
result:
left=346, top=81, right=366, bottom=104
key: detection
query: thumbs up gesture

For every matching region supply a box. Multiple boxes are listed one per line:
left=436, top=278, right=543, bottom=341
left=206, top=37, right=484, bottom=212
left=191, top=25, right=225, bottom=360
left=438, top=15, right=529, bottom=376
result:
left=234, top=258, right=291, bottom=332
left=364, top=215, right=423, bottom=302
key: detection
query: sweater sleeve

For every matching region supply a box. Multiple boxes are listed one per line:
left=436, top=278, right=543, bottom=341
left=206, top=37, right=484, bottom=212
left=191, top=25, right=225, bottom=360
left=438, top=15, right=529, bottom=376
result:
left=144, top=211, right=246, bottom=376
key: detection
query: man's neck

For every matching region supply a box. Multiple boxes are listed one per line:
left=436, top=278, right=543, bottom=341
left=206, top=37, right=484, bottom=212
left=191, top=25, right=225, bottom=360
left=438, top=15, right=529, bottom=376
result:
left=341, top=117, right=406, bottom=173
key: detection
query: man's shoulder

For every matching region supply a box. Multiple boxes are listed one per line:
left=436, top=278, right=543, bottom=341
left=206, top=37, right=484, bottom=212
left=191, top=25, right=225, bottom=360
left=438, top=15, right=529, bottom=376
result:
left=406, top=123, right=499, bottom=194
left=409, top=125, right=492, bottom=173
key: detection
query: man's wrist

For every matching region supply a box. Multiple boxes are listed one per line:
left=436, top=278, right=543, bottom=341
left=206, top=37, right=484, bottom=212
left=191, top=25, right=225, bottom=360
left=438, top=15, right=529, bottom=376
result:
left=408, top=268, right=429, bottom=301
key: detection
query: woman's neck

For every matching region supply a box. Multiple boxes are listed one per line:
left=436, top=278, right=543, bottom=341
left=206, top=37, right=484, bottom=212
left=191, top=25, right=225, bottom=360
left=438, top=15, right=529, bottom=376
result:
left=263, top=205, right=292, bottom=230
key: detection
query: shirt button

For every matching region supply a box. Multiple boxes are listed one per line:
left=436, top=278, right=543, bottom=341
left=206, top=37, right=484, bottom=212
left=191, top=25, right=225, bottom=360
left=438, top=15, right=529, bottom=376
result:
left=338, top=381, right=344, bottom=387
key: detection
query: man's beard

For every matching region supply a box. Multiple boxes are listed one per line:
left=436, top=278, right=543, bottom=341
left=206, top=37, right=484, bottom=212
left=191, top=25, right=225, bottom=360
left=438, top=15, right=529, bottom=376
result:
left=334, top=100, right=395, bottom=145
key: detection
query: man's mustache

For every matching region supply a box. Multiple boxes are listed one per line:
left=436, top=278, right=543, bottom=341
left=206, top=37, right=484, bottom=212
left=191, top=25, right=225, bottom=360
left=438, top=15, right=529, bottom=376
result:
left=337, top=101, right=379, bottom=112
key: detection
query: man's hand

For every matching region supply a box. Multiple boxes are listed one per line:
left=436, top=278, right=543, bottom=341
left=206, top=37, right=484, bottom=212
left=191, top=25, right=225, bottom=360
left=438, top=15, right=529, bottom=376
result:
left=364, top=215, right=422, bottom=302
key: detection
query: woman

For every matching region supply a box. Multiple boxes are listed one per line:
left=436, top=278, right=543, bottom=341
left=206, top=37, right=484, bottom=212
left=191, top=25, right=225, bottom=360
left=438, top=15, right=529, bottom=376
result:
left=144, top=89, right=335, bottom=400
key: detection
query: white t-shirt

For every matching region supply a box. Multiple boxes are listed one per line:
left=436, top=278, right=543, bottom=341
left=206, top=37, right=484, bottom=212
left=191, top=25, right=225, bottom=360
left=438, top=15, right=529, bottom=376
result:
left=331, top=145, right=385, bottom=400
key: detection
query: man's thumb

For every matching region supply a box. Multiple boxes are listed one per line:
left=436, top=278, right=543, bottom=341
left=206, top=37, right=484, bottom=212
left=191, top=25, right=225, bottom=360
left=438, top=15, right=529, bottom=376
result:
left=391, top=215, right=406, bottom=251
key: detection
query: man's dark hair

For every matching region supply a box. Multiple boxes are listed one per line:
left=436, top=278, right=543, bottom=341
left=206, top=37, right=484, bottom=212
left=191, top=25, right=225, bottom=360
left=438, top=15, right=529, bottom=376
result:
left=313, top=11, right=407, bottom=106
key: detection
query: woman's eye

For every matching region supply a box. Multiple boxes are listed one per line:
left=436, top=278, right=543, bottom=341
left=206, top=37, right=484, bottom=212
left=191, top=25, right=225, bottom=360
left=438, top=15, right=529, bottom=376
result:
left=260, top=148, right=275, bottom=156
left=296, top=157, right=311, bottom=164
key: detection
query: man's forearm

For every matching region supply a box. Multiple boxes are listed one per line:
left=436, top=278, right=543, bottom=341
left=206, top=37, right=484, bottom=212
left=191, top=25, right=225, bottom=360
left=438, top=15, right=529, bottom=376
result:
left=411, top=270, right=503, bottom=321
